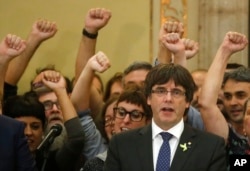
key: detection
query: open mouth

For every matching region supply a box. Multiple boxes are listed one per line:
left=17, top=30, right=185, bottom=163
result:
left=161, top=107, right=174, bottom=112
left=121, top=127, right=130, bottom=132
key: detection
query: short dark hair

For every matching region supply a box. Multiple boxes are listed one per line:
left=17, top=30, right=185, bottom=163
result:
left=3, top=91, right=46, bottom=128
left=115, top=86, right=152, bottom=120
left=223, top=66, right=250, bottom=86
left=30, top=65, right=72, bottom=94
left=123, top=61, right=152, bottom=76
left=144, top=63, right=197, bottom=103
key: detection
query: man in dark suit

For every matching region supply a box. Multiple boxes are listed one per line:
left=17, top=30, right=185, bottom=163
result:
left=0, top=115, right=37, bottom=171
left=0, top=34, right=37, bottom=170
left=104, top=64, right=227, bottom=171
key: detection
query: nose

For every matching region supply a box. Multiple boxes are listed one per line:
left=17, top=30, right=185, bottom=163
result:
left=163, top=91, right=172, bottom=102
left=123, top=114, right=131, bottom=123
left=52, top=103, right=60, bottom=111
left=229, top=95, right=238, bottom=106
left=24, top=126, right=32, bottom=136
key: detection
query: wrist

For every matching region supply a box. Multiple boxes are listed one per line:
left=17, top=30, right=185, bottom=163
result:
left=82, top=28, right=98, bottom=39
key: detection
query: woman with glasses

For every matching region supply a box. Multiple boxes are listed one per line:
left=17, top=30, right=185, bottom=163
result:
left=81, top=86, right=152, bottom=171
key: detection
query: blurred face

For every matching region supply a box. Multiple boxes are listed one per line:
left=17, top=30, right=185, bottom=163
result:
left=16, top=116, right=43, bottom=154
left=223, top=79, right=250, bottom=124
left=113, top=102, right=148, bottom=134
left=38, top=92, right=64, bottom=128
left=104, top=101, right=117, bottom=140
left=244, top=100, right=250, bottom=140
left=191, top=71, right=207, bottom=109
left=147, top=80, right=189, bottom=130
left=123, top=69, right=149, bottom=88
left=110, top=81, right=123, bottom=97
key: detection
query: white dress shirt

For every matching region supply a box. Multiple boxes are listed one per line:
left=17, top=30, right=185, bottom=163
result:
left=152, top=118, right=184, bottom=170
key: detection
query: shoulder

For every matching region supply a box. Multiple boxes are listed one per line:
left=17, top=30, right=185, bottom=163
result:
left=0, top=115, right=23, bottom=128
left=113, top=125, right=150, bottom=139
left=184, top=124, right=225, bottom=143
left=81, top=157, right=104, bottom=171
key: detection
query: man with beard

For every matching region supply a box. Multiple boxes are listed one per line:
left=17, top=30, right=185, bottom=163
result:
left=32, top=70, right=85, bottom=170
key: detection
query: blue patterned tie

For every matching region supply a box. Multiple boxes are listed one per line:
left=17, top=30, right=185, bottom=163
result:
left=156, top=132, right=172, bottom=171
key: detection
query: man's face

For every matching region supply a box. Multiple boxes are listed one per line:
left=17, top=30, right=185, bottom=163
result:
left=147, top=80, right=189, bottom=130
left=191, top=71, right=207, bottom=109
left=223, top=79, right=250, bottom=124
left=38, top=92, right=64, bottom=129
left=123, top=69, right=149, bottom=88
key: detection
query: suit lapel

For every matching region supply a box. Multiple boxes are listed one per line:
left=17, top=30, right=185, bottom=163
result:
left=136, top=124, right=154, bottom=171
left=170, top=124, right=197, bottom=171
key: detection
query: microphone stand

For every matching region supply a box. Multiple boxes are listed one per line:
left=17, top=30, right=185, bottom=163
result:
left=40, top=143, right=51, bottom=171
left=37, top=124, right=62, bottom=171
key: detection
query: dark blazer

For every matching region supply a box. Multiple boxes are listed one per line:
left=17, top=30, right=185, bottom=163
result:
left=0, top=115, right=37, bottom=171
left=104, top=124, right=227, bottom=171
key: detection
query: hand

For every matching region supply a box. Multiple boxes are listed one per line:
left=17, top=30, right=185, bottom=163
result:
left=84, top=8, right=112, bottom=34
left=161, top=33, right=185, bottom=54
left=220, top=31, right=248, bottom=55
left=181, top=38, right=199, bottom=59
left=159, top=21, right=184, bottom=43
left=30, top=19, right=57, bottom=42
left=88, top=51, right=111, bottom=73
left=0, top=34, right=26, bottom=63
left=42, top=70, right=65, bottom=91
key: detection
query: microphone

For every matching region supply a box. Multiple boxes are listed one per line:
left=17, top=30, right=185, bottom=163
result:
left=37, top=124, right=62, bottom=151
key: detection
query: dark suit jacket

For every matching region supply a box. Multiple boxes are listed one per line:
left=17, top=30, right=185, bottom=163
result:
left=104, top=124, right=227, bottom=171
left=0, top=115, right=37, bottom=171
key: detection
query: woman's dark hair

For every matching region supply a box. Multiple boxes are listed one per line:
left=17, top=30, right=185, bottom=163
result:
left=115, top=86, right=152, bottom=120
left=3, top=91, right=46, bottom=128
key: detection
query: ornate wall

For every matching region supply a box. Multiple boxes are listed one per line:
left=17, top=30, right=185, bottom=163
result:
left=152, top=0, right=249, bottom=71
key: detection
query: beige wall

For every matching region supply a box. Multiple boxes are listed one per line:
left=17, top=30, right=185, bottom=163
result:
left=1, top=1, right=248, bottom=94
left=0, top=0, right=151, bottom=94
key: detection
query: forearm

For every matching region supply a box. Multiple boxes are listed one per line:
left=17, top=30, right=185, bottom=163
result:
left=75, top=36, right=96, bottom=81
left=157, top=43, right=172, bottom=64
left=56, top=117, right=85, bottom=171
left=71, top=64, right=94, bottom=112
left=173, top=50, right=186, bottom=67
left=79, top=113, right=107, bottom=159
left=5, top=35, right=42, bottom=85
left=199, top=47, right=230, bottom=107
left=54, top=88, right=78, bottom=121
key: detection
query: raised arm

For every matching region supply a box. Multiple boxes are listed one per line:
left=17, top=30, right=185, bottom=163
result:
left=75, top=8, right=111, bottom=82
left=0, top=34, right=26, bottom=111
left=71, top=51, right=110, bottom=159
left=199, top=31, right=248, bottom=141
left=42, top=71, right=77, bottom=122
left=157, top=21, right=184, bottom=64
left=41, top=70, right=85, bottom=170
left=71, top=51, right=110, bottom=112
left=5, top=19, right=57, bottom=86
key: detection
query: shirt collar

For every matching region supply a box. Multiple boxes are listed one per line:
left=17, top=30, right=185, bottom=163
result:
left=152, top=118, right=184, bottom=140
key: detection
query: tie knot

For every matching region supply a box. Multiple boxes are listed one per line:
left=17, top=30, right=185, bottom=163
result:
left=160, top=132, right=172, bottom=141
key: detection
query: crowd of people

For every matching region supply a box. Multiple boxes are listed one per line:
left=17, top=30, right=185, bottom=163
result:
left=0, top=7, right=249, bottom=171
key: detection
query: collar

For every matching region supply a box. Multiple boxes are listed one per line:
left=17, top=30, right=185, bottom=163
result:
left=152, top=118, right=184, bottom=140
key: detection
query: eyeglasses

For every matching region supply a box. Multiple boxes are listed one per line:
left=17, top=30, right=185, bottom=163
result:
left=42, top=100, right=61, bottom=111
left=104, top=116, right=114, bottom=127
left=113, top=107, right=145, bottom=122
left=151, top=88, right=185, bottom=98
